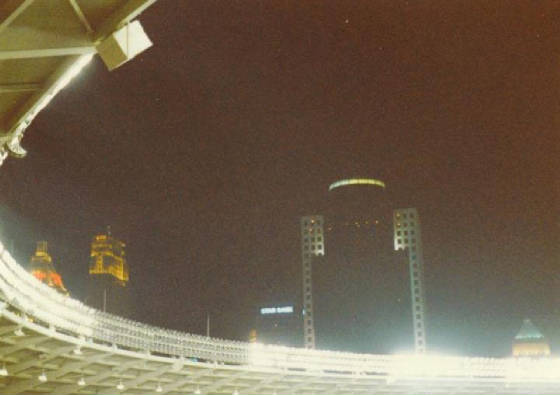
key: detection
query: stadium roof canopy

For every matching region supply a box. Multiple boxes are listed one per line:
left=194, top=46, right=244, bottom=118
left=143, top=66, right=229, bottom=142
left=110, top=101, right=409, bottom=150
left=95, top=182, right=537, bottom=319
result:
left=0, top=0, right=157, bottom=165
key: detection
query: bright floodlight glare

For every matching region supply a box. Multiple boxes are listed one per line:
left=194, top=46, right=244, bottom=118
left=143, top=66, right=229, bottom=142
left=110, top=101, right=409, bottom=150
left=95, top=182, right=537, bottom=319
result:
left=328, top=178, right=386, bottom=191
left=117, top=381, right=125, bottom=390
left=38, top=371, right=47, bottom=382
left=194, top=387, right=202, bottom=394
left=0, top=363, right=7, bottom=376
left=78, top=376, right=86, bottom=386
left=156, top=383, right=163, bottom=392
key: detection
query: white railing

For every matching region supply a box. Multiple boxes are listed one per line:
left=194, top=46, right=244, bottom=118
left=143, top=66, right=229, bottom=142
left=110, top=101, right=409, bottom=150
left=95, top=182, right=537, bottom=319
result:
left=1, top=240, right=559, bottom=382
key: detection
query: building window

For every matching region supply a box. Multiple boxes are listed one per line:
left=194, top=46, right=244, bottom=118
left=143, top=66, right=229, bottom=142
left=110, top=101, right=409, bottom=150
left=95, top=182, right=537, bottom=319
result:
left=415, top=297, right=420, bottom=302
left=397, top=231, right=401, bottom=236
left=397, top=238, right=401, bottom=244
left=411, top=230, right=415, bottom=235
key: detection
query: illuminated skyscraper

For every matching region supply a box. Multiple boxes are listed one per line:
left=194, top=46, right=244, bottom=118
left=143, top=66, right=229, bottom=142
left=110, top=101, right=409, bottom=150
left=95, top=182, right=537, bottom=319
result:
left=393, top=208, right=427, bottom=353
left=86, top=227, right=130, bottom=316
left=300, top=178, right=427, bottom=354
left=254, top=304, right=302, bottom=347
left=300, top=215, right=324, bottom=349
left=29, top=241, right=68, bottom=295
left=512, top=319, right=551, bottom=357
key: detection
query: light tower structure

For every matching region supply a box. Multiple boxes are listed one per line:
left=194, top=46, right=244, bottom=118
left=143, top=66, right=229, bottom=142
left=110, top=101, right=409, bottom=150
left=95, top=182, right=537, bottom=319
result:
left=29, top=241, right=68, bottom=295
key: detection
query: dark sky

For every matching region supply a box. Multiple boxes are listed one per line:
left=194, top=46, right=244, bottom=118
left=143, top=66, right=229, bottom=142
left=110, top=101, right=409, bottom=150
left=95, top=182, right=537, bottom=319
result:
left=1, top=0, right=559, bottom=357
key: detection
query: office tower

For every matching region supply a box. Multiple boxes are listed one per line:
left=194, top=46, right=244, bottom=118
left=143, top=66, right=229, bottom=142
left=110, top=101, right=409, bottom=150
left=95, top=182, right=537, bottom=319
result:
left=86, top=227, right=130, bottom=316
left=512, top=319, right=551, bottom=357
left=300, top=178, right=426, bottom=353
left=253, top=304, right=302, bottom=347
left=393, top=208, right=427, bottom=353
left=29, top=241, right=68, bottom=295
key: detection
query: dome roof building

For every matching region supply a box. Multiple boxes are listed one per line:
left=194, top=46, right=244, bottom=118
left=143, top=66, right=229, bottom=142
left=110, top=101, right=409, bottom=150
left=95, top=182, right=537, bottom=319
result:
left=512, top=318, right=551, bottom=357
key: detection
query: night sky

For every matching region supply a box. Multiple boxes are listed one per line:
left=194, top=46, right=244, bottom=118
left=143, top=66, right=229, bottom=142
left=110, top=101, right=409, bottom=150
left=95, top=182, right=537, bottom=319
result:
left=1, top=1, right=558, bottom=357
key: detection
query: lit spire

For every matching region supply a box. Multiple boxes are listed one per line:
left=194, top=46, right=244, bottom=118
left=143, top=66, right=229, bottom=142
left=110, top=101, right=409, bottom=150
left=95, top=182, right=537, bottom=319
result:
left=29, top=241, right=69, bottom=295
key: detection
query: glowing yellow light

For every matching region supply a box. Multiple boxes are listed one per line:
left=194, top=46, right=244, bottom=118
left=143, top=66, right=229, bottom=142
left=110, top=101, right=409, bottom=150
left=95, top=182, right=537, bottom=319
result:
left=89, top=232, right=129, bottom=284
left=328, top=178, right=386, bottom=191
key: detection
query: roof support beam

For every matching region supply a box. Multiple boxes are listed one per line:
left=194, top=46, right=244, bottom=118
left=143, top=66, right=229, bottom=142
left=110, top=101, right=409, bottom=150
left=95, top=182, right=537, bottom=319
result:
left=159, top=367, right=214, bottom=394
left=93, top=0, right=157, bottom=41
left=54, top=358, right=141, bottom=395
left=5, top=352, right=108, bottom=395
left=0, top=46, right=95, bottom=60
left=6, top=344, right=75, bottom=375
left=66, top=0, right=93, bottom=33
left=0, top=0, right=35, bottom=36
left=0, top=83, right=41, bottom=93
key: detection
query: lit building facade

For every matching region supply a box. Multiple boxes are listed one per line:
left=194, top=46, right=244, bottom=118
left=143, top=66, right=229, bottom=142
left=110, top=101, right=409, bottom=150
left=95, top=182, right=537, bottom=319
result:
left=29, top=241, right=68, bottom=295
left=300, top=215, right=325, bottom=349
left=393, top=208, right=427, bottom=353
left=86, top=228, right=130, bottom=316
left=512, top=319, right=551, bottom=357
left=300, top=178, right=427, bottom=354
left=253, top=305, right=302, bottom=347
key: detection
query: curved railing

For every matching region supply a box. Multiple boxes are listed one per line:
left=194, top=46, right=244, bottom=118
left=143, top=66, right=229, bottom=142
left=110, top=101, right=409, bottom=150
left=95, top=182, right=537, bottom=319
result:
left=1, top=239, right=560, bottom=383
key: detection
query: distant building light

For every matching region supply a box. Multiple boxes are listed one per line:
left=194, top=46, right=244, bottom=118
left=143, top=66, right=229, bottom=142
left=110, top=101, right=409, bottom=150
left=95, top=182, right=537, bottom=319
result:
left=260, top=306, right=294, bottom=315
left=328, top=178, right=386, bottom=191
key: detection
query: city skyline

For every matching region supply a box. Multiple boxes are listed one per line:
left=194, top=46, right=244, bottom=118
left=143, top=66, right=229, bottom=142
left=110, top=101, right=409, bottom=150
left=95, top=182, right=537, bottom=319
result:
left=0, top=0, right=558, bottom=357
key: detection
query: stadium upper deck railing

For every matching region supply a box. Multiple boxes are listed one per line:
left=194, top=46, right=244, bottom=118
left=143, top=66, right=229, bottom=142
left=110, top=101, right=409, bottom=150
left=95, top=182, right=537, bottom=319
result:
left=1, top=240, right=559, bottom=384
